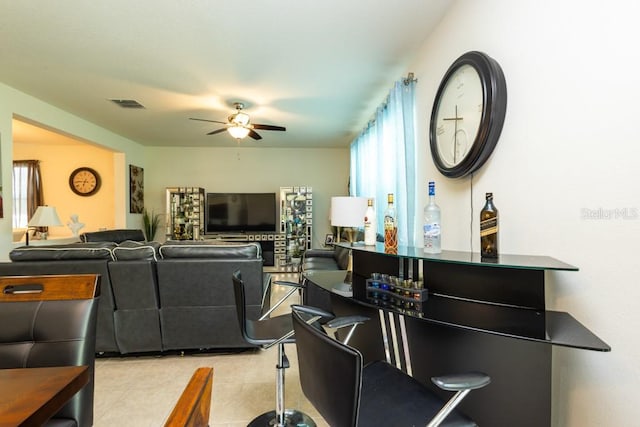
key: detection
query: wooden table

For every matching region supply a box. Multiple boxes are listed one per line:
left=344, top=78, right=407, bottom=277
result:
left=0, top=366, right=89, bottom=426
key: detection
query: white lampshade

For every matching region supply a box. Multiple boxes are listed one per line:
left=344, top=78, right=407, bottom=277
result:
left=330, top=197, right=368, bottom=228
left=227, top=125, right=250, bottom=139
left=28, top=206, right=63, bottom=227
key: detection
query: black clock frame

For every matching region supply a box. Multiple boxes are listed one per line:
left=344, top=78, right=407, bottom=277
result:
left=69, top=167, right=101, bottom=197
left=429, top=51, right=507, bottom=178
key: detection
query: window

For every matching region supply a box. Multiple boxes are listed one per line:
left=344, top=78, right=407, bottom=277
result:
left=350, top=78, right=417, bottom=246
left=12, top=160, right=43, bottom=228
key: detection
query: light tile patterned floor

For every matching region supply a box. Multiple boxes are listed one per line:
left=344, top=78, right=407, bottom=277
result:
left=93, top=273, right=329, bottom=427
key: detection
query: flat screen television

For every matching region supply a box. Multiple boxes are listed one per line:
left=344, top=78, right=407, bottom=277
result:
left=205, top=192, right=277, bottom=233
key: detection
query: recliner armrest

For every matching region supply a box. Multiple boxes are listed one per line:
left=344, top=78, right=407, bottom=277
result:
left=303, top=249, right=335, bottom=259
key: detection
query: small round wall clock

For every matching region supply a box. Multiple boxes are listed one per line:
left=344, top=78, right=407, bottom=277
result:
left=69, top=167, right=101, bottom=196
left=429, top=51, right=507, bottom=178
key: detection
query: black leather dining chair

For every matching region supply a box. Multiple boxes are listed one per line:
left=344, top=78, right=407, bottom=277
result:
left=0, top=274, right=100, bottom=427
left=231, top=270, right=321, bottom=427
left=291, top=305, right=491, bottom=427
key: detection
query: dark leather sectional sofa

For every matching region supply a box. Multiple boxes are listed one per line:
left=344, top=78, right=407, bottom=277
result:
left=0, top=231, right=269, bottom=355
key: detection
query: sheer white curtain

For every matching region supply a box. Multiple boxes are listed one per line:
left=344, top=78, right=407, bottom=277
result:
left=12, top=160, right=43, bottom=228
left=350, top=78, right=417, bottom=246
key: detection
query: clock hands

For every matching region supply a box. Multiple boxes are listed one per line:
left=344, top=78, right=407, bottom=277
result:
left=443, top=105, right=463, bottom=164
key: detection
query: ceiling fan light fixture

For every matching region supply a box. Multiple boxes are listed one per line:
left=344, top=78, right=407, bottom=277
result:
left=231, top=111, right=250, bottom=126
left=227, top=125, right=250, bottom=139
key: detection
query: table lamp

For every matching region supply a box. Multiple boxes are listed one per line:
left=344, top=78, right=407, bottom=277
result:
left=26, top=206, right=62, bottom=245
left=330, top=196, right=368, bottom=293
left=330, top=196, right=368, bottom=243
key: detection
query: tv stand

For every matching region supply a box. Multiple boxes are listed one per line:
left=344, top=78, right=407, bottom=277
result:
left=206, top=233, right=249, bottom=240
left=204, top=232, right=284, bottom=268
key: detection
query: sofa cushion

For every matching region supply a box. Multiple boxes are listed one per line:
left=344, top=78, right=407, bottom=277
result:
left=159, top=241, right=261, bottom=259
left=9, top=242, right=116, bottom=261
left=80, top=229, right=145, bottom=243
left=112, top=240, right=161, bottom=261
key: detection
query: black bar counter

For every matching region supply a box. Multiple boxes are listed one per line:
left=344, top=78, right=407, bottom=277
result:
left=303, top=243, right=610, bottom=427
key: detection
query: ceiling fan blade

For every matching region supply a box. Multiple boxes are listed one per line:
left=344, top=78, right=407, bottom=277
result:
left=207, top=128, right=228, bottom=136
left=190, top=117, right=227, bottom=125
left=248, top=129, right=263, bottom=140
left=252, top=123, right=286, bottom=131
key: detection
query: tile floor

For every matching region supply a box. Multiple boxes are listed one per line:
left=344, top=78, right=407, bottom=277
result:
left=93, top=273, right=329, bottom=427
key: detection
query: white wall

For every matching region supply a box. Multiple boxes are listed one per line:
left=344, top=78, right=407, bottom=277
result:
left=143, top=146, right=350, bottom=246
left=411, top=1, right=639, bottom=425
left=14, top=141, right=117, bottom=236
left=0, top=82, right=148, bottom=259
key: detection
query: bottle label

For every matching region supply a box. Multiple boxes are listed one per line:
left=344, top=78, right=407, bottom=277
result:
left=423, top=223, right=441, bottom=237
left=480, top=218, right=498, bottom=237
left=384, top=216, right=395, bottom=229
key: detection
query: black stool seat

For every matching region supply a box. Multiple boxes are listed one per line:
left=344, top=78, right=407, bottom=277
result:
left=360, top=361, right=475, bottom=427
left=244, top=314, right=295, bottom=346
left=291, top=306, right=490, bottom=427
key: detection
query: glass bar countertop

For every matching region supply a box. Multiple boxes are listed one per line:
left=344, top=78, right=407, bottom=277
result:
left=338, top=242, right=579, bottom=271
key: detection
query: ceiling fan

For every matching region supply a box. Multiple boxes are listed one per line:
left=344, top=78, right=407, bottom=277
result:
left=189, top=102, right=286, bottom=140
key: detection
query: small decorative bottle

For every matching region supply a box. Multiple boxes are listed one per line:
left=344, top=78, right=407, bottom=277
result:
left=364, top=198, right=377, bottom=246
left=383, top=193, right=398, bottom=253
left=480, top=192, right=499, bottom=258
left=423, top=181, right=441, bottom=254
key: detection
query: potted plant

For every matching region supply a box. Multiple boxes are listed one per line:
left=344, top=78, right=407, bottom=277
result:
left=290, top=245, right=302, bottom=268
left=143, top=208, right=161, bottom=241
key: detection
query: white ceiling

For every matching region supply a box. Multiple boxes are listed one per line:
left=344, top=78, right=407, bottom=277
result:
left=2, top=0, right=451, bottom=148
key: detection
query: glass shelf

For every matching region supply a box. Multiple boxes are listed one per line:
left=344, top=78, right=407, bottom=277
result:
left=337, top=242, right=578, bottom=271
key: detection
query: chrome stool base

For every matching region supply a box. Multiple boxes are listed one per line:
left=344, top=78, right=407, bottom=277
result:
left=248, top=409, right=316, bottom=427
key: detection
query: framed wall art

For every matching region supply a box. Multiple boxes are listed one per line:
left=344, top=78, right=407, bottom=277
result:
left=129, top=164, right=144, bottom=213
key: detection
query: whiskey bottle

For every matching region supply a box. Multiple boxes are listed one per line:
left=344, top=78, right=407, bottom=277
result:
left=480, top=192, right=499, bottom=258
left=423, top=181, right=441, bottom=254
left=364, top=198, right=377, bottom=246
left=383, top=193, right=398, bottom=252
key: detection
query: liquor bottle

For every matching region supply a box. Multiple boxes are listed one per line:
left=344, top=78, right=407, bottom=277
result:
left=383, top=193, right=398, bottom=252
left=480, top=192, right=499, bottom=258
left=423, top=181, right=441, bottom=254
left=364, top=198, right=377, bottom=246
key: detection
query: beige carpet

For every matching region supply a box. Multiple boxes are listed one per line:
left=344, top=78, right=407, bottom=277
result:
left=93, top=273, right=329, bottom=427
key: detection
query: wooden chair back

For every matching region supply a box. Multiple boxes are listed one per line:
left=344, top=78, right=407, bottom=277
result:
left=165, top=367, right=214, bottom=427
left=0, top=274, right=100, bottom=301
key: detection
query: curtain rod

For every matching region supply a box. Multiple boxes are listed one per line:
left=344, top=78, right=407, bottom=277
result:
left=359, top=73, right=417, bottom=134
left=403, top=72, right=417, bottom=85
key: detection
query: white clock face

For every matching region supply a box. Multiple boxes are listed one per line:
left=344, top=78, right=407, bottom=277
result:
left=434, top=64, right=484, bottom=167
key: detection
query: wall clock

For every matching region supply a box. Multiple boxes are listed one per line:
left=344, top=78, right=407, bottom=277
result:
left=429, top=51, right=507, bottom=178
left=69, top=167, right=101, bottom=196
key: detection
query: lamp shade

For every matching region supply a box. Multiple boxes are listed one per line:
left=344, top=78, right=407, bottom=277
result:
left=28, top=206, right=62, bottom=227
left=227, top=125, right=250, bottom=139
left=330, top=197, right=368, bottom=228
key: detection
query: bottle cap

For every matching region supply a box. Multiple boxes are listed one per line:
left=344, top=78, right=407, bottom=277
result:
left=486, top=192, right=493, bottom=199
left=368, top=198, right=373, bottom=206
left=387, top=193, right=394, bottom=203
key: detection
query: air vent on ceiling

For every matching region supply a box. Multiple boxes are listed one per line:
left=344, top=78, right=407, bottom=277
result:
left=109, top=99, right=145, bottom=109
